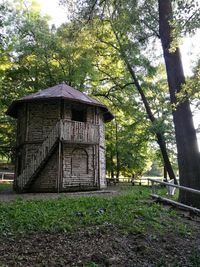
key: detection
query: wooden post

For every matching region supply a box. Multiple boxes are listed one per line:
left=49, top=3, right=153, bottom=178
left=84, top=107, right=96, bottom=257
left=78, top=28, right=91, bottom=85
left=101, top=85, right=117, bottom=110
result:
left=25, top=103, right=29, bottom=142
left=97, top=144, right=100, bottom=189
left=57, top=140, right=61, bottom=193
left=57, top=119, right=62, bottom=193
left=163, top=165, right=168, bottom=182
left=60, top=141, right=63, bottom=191
left=151, top=194, right=200, bottom=214
left=93, top=145, right=96, bottom=186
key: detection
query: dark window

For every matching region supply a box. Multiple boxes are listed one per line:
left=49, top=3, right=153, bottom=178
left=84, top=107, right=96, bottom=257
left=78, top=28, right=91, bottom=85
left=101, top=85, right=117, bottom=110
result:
left=71, top=106, right=87, bottom=122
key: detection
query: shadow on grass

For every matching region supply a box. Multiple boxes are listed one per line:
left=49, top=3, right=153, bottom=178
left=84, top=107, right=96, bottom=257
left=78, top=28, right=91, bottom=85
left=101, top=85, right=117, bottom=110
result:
left=0, top=183, right=13, bottom=194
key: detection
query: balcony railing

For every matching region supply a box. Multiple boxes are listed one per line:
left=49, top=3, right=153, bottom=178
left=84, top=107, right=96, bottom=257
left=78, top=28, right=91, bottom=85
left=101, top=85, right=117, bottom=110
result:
left=60, top=120, right=99, bottom=144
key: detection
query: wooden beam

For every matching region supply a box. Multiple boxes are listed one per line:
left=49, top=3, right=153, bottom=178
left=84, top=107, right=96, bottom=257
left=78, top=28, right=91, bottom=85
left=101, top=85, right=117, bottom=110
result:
left=148, top=178, right=200, bottom=195
left=57, top=140, right=61, bottom=193
left=151, top=194, right=200, bottom=214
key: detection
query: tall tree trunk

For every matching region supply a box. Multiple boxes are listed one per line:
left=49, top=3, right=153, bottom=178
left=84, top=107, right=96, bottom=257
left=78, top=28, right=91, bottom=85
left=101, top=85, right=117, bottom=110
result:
left=112, top=29, right=177, bottom=183
left=115, top=120, right=120, bottom=181
left=110, top=128, right=115, bottom=179
left=110, top=154, right=114, bottom=179
left=164, top=165, right=167, bottom=182
left=126, top=61, right=177, bottom=183
left=158, top=0, right=200, bottom=207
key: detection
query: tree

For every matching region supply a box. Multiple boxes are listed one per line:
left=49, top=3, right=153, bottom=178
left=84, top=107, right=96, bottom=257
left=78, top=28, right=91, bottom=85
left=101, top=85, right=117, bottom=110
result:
left=61, top=0, right=200, bottom=207
left=0, top=1, right=97, bottom=160
left=61, top=0, right=178, bottom=183
left=0, top=1, right=18, bottom=161
left=158, top=0, right=200, bottom=207
left=105, top=102, right=153, bottom=179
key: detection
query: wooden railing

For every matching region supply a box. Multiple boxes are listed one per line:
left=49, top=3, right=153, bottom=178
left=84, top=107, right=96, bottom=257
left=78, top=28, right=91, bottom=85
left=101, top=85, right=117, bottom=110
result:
left=16, top=121, right=60, bottom=191
left=0, top=172, right=14, bottom=180
left=60, top=120, right=99, bottom=144
left=148, top=178, right=200, bottom=214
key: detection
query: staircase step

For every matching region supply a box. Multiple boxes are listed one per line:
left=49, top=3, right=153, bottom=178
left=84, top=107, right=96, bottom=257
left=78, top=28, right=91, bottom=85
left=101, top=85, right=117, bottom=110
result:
left=16, top=121, right=60, bottom=192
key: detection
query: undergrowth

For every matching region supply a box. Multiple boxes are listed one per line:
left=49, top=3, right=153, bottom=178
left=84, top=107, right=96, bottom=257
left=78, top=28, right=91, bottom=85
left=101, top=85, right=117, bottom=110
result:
left=0, top=183, right=12, bottom=191
left=0, top=186, right=191, bottom=237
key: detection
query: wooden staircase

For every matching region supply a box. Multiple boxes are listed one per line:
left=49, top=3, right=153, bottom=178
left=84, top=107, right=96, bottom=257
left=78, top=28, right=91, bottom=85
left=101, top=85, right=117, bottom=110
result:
left=16, top=121, right=60, bottom=192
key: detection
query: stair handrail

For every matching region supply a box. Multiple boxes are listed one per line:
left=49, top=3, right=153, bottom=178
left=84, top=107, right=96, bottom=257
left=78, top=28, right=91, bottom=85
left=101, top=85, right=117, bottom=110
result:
left=17, top=121, right=60, bottom=190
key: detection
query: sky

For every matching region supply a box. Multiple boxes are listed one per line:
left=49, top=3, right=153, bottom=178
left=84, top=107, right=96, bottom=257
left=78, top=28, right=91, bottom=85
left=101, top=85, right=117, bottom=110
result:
left=180, top=30, right=200, bottom=77
left=37, top=0, right=200, bottom=76
left=37, top=0, right=67, bottom=27
left=35, top=0, right=200, bottom=146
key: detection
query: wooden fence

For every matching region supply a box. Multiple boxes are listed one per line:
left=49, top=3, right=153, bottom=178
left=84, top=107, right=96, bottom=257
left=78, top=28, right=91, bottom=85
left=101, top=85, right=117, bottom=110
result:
left=0, top=172, right=14, bottom=180
left=148, top=178, right=200, bottom=214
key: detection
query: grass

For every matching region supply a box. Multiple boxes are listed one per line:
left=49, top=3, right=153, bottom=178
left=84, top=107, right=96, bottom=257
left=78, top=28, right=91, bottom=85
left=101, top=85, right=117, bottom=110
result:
left=0, top=186, right=191, bottom=237
left=152, top=185, right=179, bottom=201
left=0, top=183, right=12, bottom=192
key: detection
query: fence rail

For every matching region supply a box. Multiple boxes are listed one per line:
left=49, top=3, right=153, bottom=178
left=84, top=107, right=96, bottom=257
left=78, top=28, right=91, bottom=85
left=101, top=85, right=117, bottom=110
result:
left=0, top=172, right=14, bottom=180
left=148, top=178, right=200, bottom=214
left=148, top=178, right=200, bottom=195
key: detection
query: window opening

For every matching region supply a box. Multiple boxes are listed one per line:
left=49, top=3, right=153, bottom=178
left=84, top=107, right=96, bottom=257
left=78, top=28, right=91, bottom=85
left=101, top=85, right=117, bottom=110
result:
left=71, top=105, right=87, bottom=122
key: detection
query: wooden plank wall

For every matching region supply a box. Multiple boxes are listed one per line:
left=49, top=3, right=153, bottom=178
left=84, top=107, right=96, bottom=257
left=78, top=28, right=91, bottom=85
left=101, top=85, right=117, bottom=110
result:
left=99, top=114, right=106, bottom=188
left=16, top=101, right=60, bottom=191
left=62, top=144, right=95, bottom=189
left=16, top=105, right=27, bottom=177
left=30, top=148, right=58, bottom=192
left=15, top=100, right=107, bottom=192
left=27, top=103, right=43, bottom=141
left=16, top=101, right=60, bottom=145
left=26, top=101, right=59, bottom=160
left=16, top=105, right=26, bottom=145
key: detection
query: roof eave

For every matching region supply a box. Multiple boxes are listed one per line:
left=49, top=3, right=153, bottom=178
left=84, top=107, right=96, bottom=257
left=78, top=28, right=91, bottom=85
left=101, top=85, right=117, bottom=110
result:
left=6, top=97, right=114, bottom=120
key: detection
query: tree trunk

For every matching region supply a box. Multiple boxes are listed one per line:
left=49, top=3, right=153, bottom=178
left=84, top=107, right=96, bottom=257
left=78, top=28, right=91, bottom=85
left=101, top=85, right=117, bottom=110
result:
left=111, top=155, right=114, bottom=179
left=158, top=0, right=200, bottom=208
left=111, top=27, right=177, bottom=184
left=124, top=57, right=178, bottom=184
left=115, top=120, right=120, bottom=181
left=107, top=17, right=178, bottom=185
left=163, top=165, right=167, bottom=182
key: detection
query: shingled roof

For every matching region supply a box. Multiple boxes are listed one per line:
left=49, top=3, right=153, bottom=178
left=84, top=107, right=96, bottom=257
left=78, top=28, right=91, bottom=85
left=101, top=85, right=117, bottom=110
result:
left=6, top=83, right=114, bottom=122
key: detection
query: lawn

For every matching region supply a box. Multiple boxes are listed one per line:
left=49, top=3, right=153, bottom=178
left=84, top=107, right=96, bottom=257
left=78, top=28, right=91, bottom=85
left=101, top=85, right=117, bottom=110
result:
left=0, top=183, right=12, bottom=192
left=0, top=185, right=199, bottom=266
left=0, top=186, right=181, bottom=236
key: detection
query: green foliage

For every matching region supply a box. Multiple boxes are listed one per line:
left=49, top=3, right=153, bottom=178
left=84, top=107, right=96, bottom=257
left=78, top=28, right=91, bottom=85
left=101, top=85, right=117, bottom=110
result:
left=60, top=0, right=200, bottom=180
left=0, top=186, right=189, bottom=237
left=1, top=0, right=197, bottom=177
left=106, top=118, right=153, bottom=178
left=156, top=251, right=200, bottom=267
left=60, top=0, right=180, bottom=177
left=84, top=262, right=99, bottom=267
left=190, top=251, right=200, bottom=267
left=0, top=183, right=12, bottom=192
left=172, top=0, right=200, bottom=35
left=0, top=1, right=161, bottom=174
left=177, top=62, right=200, bottom=112
left=0, top=1, right=97, bottom=160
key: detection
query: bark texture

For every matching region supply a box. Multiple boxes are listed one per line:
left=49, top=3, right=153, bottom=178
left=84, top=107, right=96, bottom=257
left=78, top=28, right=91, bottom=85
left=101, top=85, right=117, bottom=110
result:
left=158, top=0, right=200, bottom=207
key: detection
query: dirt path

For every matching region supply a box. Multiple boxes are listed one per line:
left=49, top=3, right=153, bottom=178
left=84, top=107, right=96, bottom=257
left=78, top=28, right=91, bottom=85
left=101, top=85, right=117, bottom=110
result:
left=0, top=186, right=121, bottom=202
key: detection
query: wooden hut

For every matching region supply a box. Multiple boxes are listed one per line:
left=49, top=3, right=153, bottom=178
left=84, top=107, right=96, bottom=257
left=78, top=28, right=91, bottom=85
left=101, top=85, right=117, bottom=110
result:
left=7, top=83, right=114, bottom=193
